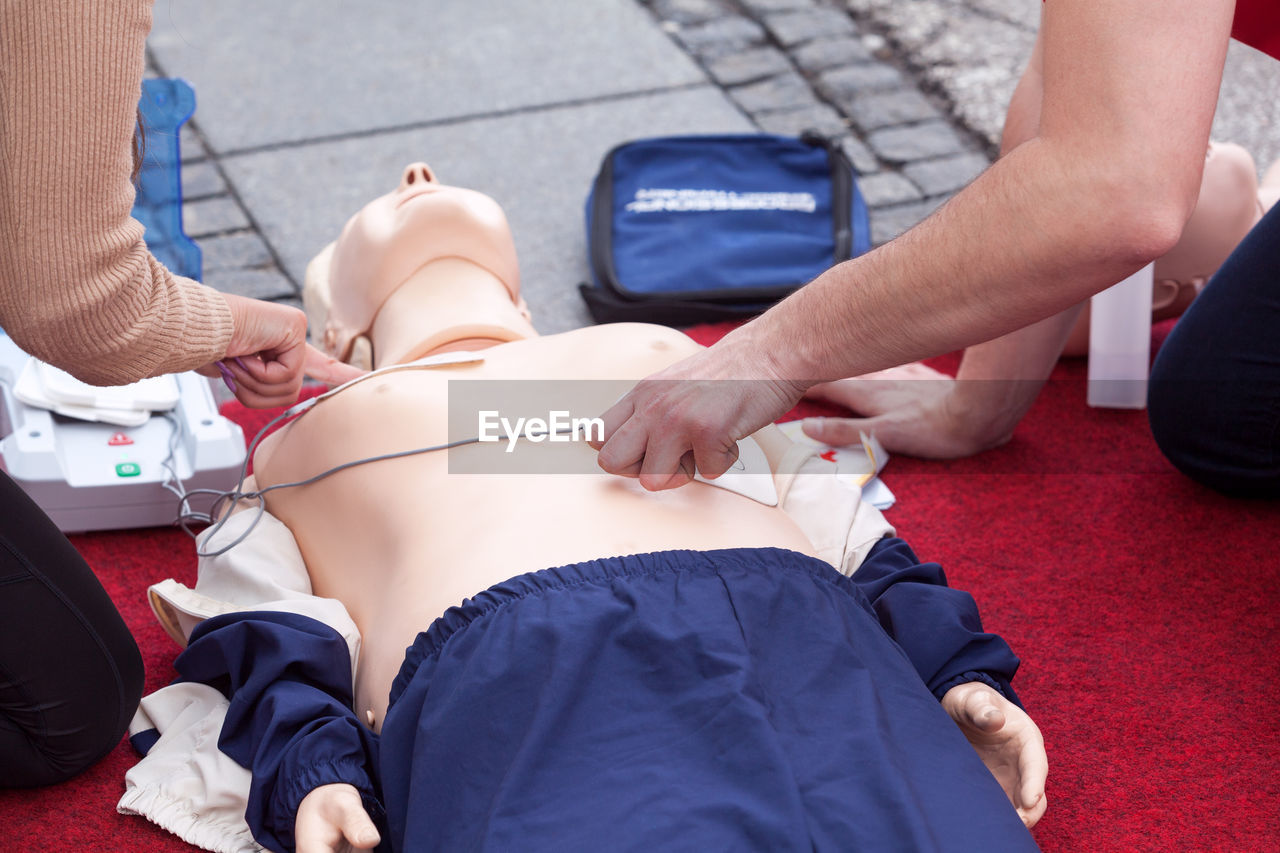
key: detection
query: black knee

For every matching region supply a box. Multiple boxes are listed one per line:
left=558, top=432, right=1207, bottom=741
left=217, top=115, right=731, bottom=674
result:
left=1148, top=371, right=1280, bottom=499
left=1, top=633, right=144, bottom=788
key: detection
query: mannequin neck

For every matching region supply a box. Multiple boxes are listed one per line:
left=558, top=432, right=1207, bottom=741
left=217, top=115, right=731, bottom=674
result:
left=368, top=257, right=537, bottom=367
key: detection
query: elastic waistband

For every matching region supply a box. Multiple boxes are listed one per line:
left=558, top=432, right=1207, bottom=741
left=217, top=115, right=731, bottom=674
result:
left=388, top=547, right=839, bottom=709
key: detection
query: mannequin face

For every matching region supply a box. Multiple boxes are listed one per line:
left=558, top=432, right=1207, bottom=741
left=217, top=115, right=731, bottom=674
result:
left=319, top=163, right=524, bottom=361
left=332, top=162, right=521, bottom=303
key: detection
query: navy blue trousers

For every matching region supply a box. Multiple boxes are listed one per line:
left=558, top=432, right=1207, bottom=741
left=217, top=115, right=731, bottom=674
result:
left=178, top=542, right=1036, bottom=852
left=1149, top=202, right=1280, bottom=497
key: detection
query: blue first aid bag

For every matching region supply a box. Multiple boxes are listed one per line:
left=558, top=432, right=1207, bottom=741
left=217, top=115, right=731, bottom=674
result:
left=579, top=132, right=870, bottom=326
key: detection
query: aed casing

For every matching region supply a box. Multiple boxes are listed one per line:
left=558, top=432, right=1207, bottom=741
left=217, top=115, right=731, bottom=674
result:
left=0, top=333, right=245, bottom=533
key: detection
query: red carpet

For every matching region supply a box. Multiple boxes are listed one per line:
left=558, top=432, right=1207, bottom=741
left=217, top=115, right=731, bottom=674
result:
left=3, top=321, right=1278, bottom=852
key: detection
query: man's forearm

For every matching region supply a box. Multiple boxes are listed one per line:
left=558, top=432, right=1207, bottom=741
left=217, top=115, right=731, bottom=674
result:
left=751, top=138, right=1175, bottom=385
left=742, top=0, right=1232, bottom=386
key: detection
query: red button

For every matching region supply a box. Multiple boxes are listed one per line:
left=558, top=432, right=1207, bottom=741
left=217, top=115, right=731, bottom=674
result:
left=108, top=432, right=134, bottom=446
left=819, top=449, right=837, bottom=463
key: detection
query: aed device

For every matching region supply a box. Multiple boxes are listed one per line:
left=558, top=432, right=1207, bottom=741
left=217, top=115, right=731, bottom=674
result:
left=0, top=79, right=246, bottom=532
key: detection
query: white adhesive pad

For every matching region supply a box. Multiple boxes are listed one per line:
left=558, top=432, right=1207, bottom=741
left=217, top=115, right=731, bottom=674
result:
left=693, top=435, right=778, bottom=506
left=14, top=360, right=152, bottom=427
left=36, top=360, right=179, bottom=411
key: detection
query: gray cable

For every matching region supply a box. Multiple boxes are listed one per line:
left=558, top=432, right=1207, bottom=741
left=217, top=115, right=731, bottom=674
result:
left=178, top=397, right=573, bottom=558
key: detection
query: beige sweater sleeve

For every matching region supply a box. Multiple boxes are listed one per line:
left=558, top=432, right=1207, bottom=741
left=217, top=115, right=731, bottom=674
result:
left=0, top=0, right=233, bottom=386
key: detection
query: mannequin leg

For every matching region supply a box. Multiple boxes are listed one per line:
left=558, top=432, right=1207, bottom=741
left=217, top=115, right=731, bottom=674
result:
left=1063, top=143, right=1265, bottom=357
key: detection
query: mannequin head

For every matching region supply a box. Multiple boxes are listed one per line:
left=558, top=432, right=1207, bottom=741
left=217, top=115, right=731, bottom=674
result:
left=1151, top=142, right=1265, bottom=314
left=307, top=162, right=534, bottom=367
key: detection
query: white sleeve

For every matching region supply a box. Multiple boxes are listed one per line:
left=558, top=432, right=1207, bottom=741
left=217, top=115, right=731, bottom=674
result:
left=121, top=507, right=360, bottom=853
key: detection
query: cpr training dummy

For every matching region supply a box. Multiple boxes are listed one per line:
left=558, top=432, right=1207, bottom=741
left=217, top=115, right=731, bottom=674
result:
left=122, top=163, right=1047, bottom=853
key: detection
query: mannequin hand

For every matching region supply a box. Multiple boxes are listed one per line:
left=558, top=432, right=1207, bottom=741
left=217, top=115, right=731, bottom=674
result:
left=801, top=363, right=1016, bottom=459
left=941, top=681, right=1048, bottom=828
left=201, top=294, right=365, bottom=408
left=295, top=784, right=380, bottom=853
left=592, top=332, right=806, bottom=491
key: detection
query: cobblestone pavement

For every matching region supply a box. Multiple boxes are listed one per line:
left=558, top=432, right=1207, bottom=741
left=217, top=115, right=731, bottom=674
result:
left=172, top=123, right=301, bottom=311
left=642, top=0, right=997, bottom=248
left=843, top=0, right=1280, bottom=168
left=155, top=0, right=1278, bottom=324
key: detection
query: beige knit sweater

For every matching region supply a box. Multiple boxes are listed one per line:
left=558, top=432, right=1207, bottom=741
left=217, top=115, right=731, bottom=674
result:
left=0, top=0, right=233, bottom=386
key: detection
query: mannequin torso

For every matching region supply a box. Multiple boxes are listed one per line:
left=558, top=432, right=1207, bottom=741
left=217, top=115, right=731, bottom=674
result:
left=252, top=322, right=814, bottom=726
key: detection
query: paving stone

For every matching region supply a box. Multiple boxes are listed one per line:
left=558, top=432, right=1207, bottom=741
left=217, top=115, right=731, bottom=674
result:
left=198, top=232, right=274, bottom=272
left=183, top=196, right=250, bottom=237
left=902, top=151, right=989, bottom=196
left=149, top=0, right=706, bottom=153
left=867, top=120, right=968, bottom=163
left=910, top=14, right=1030, bottom=147
left=674, top=16, right=767, bottom=60
left=221, top=87, right=754, bottom=335
left=792, top=36, right=872, bottom=74
left=1214, top=42, right=1280, bottom=171
left=203, top=267, right=297, bottom=300
left=936, top=68, right=1016, bottom=150
left=650, top=0, right=732, bottom=26
left=753, top=103, right=849, bottom=139
left=179, top=124, right=208, bottom=162
left=967, top=0, right=1041, bottom=32
left=739, top=0, right=817, bottom=14
left=815, top=63, right=907, bottom=104
left=180, top=160, right=227, bottom=199
left=842, top=0, right=894, bottom=13
left=729, top=72, right=816, bottom=113
left=837, top=133, right=880, bottom=174
left=843, top=88, right=939, bottom=132
left=763, top=8, right=856, bottom=47
left=858, top=171, right=922, bottom=207
left=870, top=196, right=947, bottom=244
left=705, top=46, right=793, bottom=86
left=863, top=1, right=949, bottom=52
left=850, top=0, right=1280, bottom=169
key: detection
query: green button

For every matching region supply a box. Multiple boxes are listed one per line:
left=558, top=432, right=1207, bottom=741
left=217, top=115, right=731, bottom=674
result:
left=115, top=462, right=141, bottom=477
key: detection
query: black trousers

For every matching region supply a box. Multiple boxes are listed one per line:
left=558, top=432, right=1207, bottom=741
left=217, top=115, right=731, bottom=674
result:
left=1149, top=201, right=1280, bottom=498
left=0, top=471, right=143, bottom=787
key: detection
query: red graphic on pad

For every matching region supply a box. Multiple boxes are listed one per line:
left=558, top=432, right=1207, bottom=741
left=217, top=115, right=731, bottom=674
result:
left=819, top=449, right=837, bottom=463
left=108, top=433, right=134, bottom=446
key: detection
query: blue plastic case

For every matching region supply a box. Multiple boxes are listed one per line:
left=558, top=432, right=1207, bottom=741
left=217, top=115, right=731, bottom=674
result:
left=580, top=132, right=870, bottom=325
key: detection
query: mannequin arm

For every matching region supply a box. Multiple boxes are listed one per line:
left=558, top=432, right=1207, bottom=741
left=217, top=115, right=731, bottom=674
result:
left=295, top=784, right=382, bottom=853
left=941, top=681, right=1048, bottom=827
left=174, top=611, right=382, bottom=853
left=849, top=538, right=1021, bottom=704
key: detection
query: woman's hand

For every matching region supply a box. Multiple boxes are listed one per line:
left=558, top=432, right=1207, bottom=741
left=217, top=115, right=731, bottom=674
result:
left=295, top=783, right=380, bottom=853
left=202, top=294, right=364, bottom=408
left=941, top=681, right=1048, bottom=828
left=801, top=362, right=1020, bottom=459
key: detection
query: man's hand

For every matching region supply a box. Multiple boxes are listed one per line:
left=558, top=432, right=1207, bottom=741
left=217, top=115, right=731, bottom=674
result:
left=592, top=330, right=808, bottom=491
left=941, top=681, right=1048, bottom=828
left=200, top=294, right=365, bottom=408
left=295, top=783, right=380, bottom=853
left=801, top=363, right=1028, bottom=459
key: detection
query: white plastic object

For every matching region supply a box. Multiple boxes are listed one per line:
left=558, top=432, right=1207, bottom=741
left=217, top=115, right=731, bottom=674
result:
left=1088, top=263, right=1153, bottom=409
left=37, top=360, right=180, bottom=411
left=692, top=435, right=779, bottom=506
